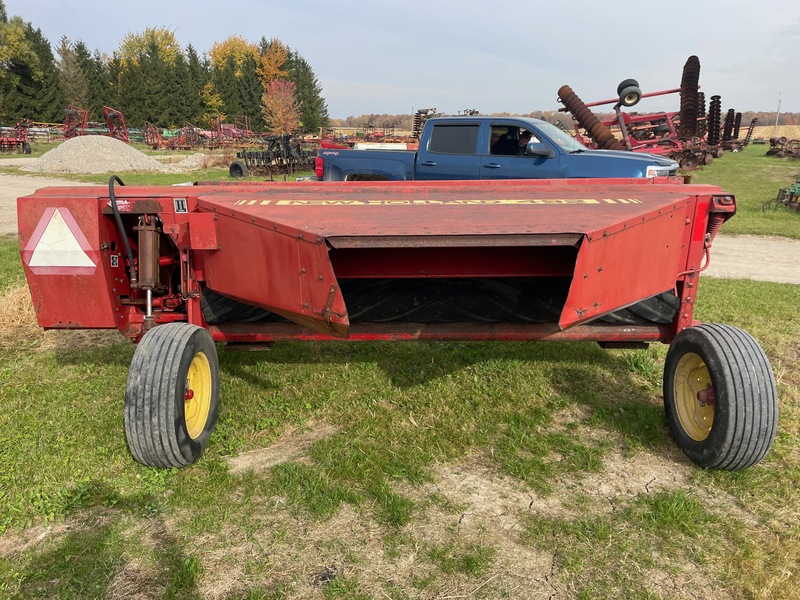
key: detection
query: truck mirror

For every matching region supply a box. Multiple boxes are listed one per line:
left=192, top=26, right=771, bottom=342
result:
left=526, top=144, right=554, bottom=159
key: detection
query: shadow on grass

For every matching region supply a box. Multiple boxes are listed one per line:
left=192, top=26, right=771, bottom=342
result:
left=5, top=481, right=201, bottom=600
left=219, top=338, right=620, bottom=389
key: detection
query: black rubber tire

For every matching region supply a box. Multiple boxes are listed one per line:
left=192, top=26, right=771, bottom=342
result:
left=22, top=142, right=31, bottom=154
left=229, top=160, right=248, bottom=178
left=663, top=324, right=778, bottom=470
left=617, top=78, right=640, bottom=96
left=125, top=323, right=220, bottom=468
left=618, top=85, right=642, bottom=107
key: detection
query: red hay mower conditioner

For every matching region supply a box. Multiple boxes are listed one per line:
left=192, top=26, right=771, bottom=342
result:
left=17, top=177, right=778, bottom=470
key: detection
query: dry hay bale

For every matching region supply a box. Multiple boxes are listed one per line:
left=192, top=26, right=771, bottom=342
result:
left=0, top=285, right=42, bottom=348
left=21, top=136, right=172, bottom=174
left=0, top=284, right=126, bottom=350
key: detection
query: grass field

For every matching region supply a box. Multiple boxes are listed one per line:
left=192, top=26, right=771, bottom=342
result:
left=0, top=148, right=798, bottom=598
left=690, top=144, right=800, bottom=238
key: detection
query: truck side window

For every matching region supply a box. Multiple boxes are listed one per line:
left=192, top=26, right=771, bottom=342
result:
left=428, top=124, right=480, bottom=154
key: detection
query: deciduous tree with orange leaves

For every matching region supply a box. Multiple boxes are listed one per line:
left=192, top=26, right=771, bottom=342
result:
left=262, top=78, right=299, bottom=134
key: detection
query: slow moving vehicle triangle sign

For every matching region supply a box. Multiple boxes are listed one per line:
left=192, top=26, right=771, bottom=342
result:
left=22, top=207, right=98, bottom=275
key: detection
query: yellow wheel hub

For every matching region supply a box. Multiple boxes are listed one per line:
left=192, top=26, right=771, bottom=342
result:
left=185, top=351, right=212, bottom=440
left=673, top=352, right=714, bottom=441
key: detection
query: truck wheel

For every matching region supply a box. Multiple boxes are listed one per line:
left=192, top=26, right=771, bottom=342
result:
left=22, top=142, right=31, bottom=154
left=663, top=324, right=778, bottom=470
left=125, top=323, right=220, bottom=468
left=229, top=160, right=248, bottom=178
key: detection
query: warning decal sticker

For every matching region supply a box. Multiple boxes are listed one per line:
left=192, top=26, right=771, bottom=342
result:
left=22, top=207, right=98, bottom=275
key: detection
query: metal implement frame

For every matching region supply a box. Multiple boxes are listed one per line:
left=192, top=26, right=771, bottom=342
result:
left=18, top=177, right=733, bottom=349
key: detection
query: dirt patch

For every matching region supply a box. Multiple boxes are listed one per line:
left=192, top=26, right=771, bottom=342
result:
left=226, top=424, right=339, bottom=474
left=0, top=523, right=66, bottom=558
left=0, top=174, right=96, bottom=235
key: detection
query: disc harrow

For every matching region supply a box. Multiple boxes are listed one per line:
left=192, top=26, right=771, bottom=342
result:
left=678, top=55, right=700, bottom=139
left=707, top=96, right=722, bottom=146
left=557, top=85, right=624, bottom=150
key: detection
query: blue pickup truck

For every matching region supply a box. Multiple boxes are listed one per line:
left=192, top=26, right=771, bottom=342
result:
left=315, top=116, right=678, bottom=181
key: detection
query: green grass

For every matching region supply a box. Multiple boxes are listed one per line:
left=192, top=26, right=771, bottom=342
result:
left=0, top=235, right=24, bottom=290
left=0, top=152, right=799, bottom=598
left=690, top=143, right=800, bottom=238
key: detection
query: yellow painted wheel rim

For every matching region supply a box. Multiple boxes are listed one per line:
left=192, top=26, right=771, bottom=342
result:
left=185, top=351, right=212, bottom=440
left=673, top=352, right=714, bottom=441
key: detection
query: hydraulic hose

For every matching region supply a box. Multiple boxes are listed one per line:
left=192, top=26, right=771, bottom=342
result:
left=108, top=175, right=138, bottom=286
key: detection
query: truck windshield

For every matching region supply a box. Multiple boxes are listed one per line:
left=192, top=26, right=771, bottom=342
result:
left=535, top=121, right=587, bottom=153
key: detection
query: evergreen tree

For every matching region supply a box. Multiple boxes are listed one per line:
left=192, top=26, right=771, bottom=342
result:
left=238, top=54, right=264, bottom=131
left=148, top=40, right=179, bottom=127
left=4, top=21, right=63, bottom=122
left=285, top=49, right=328, bottom=133
left=74, top=43, right=112, bottom=120
left=116, top=51, right=147, bottom=125
left=213, top=55, right=242, bottom=119
left=106, top=54, right=123, bottom=113
left=184, top=44, right=208, bottom=125
left=55, top=36, right=89, bottom=108
left=158, top=51, right=193, bottom=128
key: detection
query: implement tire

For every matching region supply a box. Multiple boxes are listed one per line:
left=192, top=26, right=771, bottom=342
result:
left=663, top=324, right=778, bottom=470
left=125, top=323, right=220, bottom=468
left=229, top=160, right=248, bottom=178
left=617, top=78, right=640, bottom=95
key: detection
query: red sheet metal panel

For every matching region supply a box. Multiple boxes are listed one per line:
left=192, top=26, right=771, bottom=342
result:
left=560, top=197, right=694, bottom=327
left=201, top=212, right=349, bottom=337
left=195, top=179, right=708, bottom=241
left=17, top=196, right=122, bottom=328
left=193, top=179, right=719, bottom=333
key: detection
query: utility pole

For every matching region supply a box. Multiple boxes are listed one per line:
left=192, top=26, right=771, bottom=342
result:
left=773, top=92, right=781, bottom=136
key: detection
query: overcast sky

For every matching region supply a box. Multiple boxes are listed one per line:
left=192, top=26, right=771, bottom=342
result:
left=5, top=0, right=799, bottom=119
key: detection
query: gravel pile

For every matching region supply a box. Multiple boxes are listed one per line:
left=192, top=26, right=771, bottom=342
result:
left=22, top=136, right=174, bottom=174
left=173, top=153, right=208, bottom=171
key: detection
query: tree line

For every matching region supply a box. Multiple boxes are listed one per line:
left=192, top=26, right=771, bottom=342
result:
left=0, top=2, right=329, bottom=134
left=334, top=109, right=800, bottom=134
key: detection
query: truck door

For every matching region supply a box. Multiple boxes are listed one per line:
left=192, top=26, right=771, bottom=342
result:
left=481, top=123, right=561, bottom=179
left=416, top=122, right=482, bottom=180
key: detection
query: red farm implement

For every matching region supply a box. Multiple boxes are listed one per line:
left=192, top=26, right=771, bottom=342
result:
left=103, top=106, right=129, bottom=144
left=17, top=177, right=778, bottom=471
left=64, top=105, right=129, bottom=143
left=144, top=121, right=202, bottom=150
left=0, top=119, right=32, bottom=153
left=64, top=105, right=88, bottom=139
left=558, top=56, right=747, bottom=171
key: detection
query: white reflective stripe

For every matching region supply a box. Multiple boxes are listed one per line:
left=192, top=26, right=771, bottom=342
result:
left=28, top=209, right=95, bottom=268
